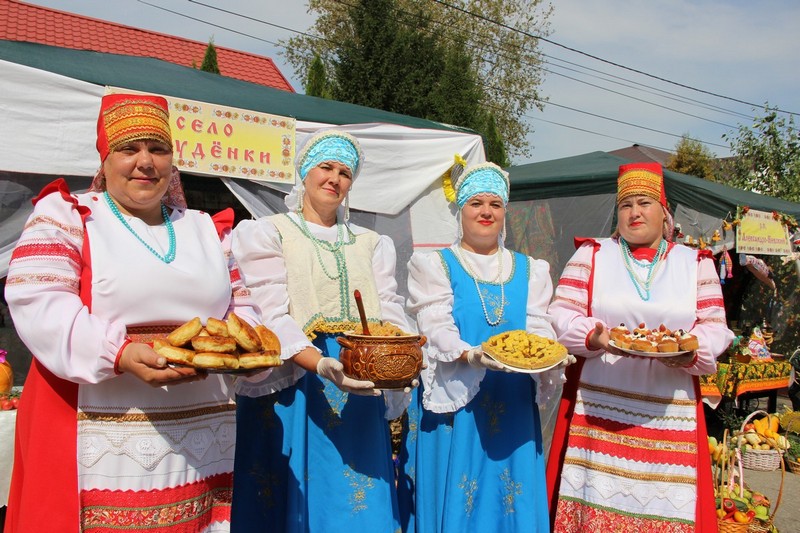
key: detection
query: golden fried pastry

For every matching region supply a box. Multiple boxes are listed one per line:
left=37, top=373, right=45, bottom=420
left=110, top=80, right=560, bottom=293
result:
left=191, top=335, right=237, bottom=353
left=206, top=317, right=229, bottom=337
left=239, top=351, right=282, bottom=369
left=227, top=313, right=261, bottom=353
left=255, top=325, right=281, bottom=355
left=154, top=339, right=195, bottom=365
left=482, top=330, right=567, bottom=370
left=166, top=317, right=203, bottom=347
left=192, top=352, right=239, bottom=370
left=197, top=329, right=210, bottom=337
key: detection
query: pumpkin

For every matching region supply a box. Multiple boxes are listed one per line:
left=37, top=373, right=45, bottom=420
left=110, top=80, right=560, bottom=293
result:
left=0, top=360, right=12, bottom=394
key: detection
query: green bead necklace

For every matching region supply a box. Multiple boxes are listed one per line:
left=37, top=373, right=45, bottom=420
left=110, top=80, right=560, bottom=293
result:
left=104, top=191, right=176, bottom=264
left=292, top=211, right=355, bottom=280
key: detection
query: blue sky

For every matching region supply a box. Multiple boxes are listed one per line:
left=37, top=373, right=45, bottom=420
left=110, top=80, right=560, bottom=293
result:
left=25, top=0, right=800, bottom=164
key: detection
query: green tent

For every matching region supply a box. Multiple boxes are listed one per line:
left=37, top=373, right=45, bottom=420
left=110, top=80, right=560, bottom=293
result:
left=508, top=151, right=800, bottom=219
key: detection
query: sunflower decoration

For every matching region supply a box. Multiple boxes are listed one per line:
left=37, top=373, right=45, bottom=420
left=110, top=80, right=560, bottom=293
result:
left=441, top=154, right=467, bottom=204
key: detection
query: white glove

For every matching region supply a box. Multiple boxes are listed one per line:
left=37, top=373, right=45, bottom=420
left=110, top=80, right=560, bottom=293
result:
left=561, top=353, right=577, bottom=367
left=403, top=378, right=420, bottom=394
left=316, top=357, right=381, bottom=396
left=465, top=346, right=506, bottom=371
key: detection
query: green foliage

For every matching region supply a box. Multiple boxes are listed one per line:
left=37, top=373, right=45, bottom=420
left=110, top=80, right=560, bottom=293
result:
left=282, top=0, right=552, bottom=159
left=481, top=112, right=509, bottom=167
left=667, top=135, right=717, bottom=180
left=305, top=54, right=332, bottom=99
left=721, top=105, right=800, bottom=203
left=200, top=38, right=221, bottom=74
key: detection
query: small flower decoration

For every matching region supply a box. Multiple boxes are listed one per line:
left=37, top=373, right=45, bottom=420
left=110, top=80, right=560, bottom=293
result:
left=0, top=349, right=6, bottom=364
left=712, top=229, right=721, bottom=242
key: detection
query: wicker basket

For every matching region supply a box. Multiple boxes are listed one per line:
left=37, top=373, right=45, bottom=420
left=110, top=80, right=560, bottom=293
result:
left=740, top=410, right=784, bottom=471
left=747, top=444, right=785, bottom=533
left=717, top=520, right=750, bottom=533
left=788, top=457, right=800, bottom=475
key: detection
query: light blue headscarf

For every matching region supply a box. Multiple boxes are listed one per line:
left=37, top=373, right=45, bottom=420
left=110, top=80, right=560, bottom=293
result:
left=454, top=162, right=510, bottom=209
left=295, top=130, right=363, bottom=181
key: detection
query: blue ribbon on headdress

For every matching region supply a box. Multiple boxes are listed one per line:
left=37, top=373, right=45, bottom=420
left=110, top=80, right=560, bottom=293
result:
left=297, top=134, right=361, bottom=181
left=456, top=166, right=509, bottom=209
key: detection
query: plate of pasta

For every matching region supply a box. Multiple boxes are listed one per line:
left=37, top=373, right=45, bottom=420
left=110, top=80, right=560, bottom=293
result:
left=482, top=330, right=569, bottom=373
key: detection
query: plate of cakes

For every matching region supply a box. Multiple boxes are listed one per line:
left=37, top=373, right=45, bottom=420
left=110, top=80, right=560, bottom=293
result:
left=482, top=330, right=569, bottom=373
left=607, top=323, right=697, bottom=358
left=154, top=313, right=282, bottom=373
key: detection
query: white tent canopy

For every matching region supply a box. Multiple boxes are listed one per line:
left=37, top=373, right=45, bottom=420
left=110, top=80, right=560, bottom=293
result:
left=0, top=59, right=486, bottom=277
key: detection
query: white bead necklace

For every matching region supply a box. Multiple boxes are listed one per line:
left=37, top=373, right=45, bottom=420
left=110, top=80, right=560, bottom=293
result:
left=453, top=245, right=506, bottom=326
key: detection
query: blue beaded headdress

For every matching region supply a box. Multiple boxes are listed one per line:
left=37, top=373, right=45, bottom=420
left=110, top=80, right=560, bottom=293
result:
left=454, top=162, right=510, bottom=209
left=295, top=130, right=363, bottom=181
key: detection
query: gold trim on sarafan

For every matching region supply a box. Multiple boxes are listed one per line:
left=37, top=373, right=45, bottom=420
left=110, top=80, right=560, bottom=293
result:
left=580, top=382, right=696, bottom=406
left=570, top=425, right=696, bottom=454
left=564, top=457, right=695, bottom=484
left=78, top=403, right=235, bottom=422
left=578, top=400, right=696, bottom=423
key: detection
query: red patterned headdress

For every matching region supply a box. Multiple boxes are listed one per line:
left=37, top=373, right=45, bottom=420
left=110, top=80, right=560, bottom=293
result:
left=617, top=162, right=667, bottom=207
left=96, top=93, right=172, bottom=162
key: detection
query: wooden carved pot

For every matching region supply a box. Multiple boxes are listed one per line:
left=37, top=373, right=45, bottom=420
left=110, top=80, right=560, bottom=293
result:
left=337, top=333, right=426, bottom=389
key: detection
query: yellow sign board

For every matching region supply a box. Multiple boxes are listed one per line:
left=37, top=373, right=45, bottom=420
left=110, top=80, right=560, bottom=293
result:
left=736, top=208, right=792, bottom=255
left=168, top=96, right=295, bottom=183
left=106, top=87, right=295, bottom=184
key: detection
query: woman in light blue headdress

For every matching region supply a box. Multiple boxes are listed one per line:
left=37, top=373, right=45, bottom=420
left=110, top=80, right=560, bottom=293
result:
left=230, top=129, right=413, bottom=532
left=397, top=161, right=571, bottom=532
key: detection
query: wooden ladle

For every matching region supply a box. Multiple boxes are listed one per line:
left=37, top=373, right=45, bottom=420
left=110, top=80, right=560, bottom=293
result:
left=353, top=289, right=371, bottom=335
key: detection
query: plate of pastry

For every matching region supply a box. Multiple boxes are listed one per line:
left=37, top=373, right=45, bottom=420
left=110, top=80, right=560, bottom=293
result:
left=155, top=313, right=283, bottom=373
left=607, top=323, right=696, bottom=358
left=482, top=330, right=569, bottom=373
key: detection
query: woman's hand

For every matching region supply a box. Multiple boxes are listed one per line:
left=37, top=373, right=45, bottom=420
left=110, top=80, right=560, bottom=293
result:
left=316, top=357, right=381, bottom=396
left=587, top=322, right=623, bottom=355
left=464, top=346, right=507, bottom=371
left=659, top=351, right=697, bottom=369
left=118, top=342, right=208, bottom=386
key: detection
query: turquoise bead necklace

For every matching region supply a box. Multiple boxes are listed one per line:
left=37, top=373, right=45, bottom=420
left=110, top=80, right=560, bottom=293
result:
left=293, top=211, right=355, bottom=280
left=104, top=191, right=176, bottom=264
left=619, top=237, right=666, bottom=301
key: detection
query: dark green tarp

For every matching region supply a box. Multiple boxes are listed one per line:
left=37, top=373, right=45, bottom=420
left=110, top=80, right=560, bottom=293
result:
left=508, top=151, right=800, bottom=219
left=0, top=39, right=469, bottom=133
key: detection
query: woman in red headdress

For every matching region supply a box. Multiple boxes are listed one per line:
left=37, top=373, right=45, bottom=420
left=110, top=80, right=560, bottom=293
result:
left=3, top=93, right=261, bottom=532
left=546, top=163, right=733, bottom=532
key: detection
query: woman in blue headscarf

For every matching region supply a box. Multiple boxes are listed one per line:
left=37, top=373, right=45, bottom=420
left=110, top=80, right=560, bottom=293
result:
left=398, top=162, right=569, bottom=532
left=230, top=129, right=412, bottom=532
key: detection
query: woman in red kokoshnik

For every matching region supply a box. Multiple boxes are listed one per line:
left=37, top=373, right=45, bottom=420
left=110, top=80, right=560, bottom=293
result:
left=4, top=93, right=261, bottom=532
left=546, top=162, right=733, bottom=532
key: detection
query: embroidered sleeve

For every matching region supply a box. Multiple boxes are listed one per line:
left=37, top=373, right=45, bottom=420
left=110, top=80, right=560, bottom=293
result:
left=5, top=187, right=127, bottom=383
left=683, top=255, right=734, bottom=376
left=547, top=242, right=605, bottom=358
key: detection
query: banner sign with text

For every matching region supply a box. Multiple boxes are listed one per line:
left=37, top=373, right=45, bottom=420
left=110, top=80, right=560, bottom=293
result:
left=736, top=208, right=792, bottom=255
left=168, top=96, right=295, bottom=183
left=107, top=88, right=295, bottom=184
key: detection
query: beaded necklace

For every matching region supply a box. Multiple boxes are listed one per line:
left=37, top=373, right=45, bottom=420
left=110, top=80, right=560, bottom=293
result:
left=619, top=237, right=666, bottom=301
left=293, top=211, right=355, bottom=280
left=104, top=191, right=176, bottom=263
left=453, top=245, right=506, bottom=326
